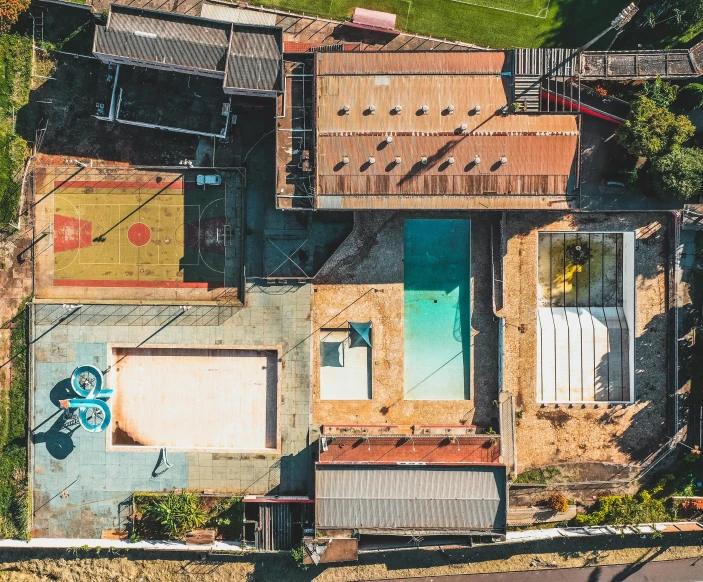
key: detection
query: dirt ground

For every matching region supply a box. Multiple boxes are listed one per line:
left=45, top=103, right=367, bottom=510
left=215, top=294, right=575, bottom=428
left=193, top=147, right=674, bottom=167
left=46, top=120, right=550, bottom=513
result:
left=2, top=534, right=703, bottom=581
left=500, top=212, right=671, bottom=471
left=312, top=211, right=499, bottom=429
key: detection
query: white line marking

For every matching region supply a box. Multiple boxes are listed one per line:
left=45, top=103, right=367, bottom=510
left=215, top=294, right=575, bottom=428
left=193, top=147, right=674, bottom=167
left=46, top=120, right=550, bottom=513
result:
left=52, top=196, right=80, bottom=273
left=448, top=0, right=548, bottom=19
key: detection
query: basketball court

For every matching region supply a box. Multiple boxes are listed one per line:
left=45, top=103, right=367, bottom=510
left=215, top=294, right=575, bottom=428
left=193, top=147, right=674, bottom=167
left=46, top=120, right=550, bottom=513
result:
left=33, top=167, right=241, bottom=303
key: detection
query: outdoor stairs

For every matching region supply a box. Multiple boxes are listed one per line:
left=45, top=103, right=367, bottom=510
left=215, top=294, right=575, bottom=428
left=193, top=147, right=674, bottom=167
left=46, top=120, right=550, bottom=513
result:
left=514, top=48, right=579, bottom=77
left=31, top=8, right=44, bottom=46
left=512, top=76, right=541, bottom=112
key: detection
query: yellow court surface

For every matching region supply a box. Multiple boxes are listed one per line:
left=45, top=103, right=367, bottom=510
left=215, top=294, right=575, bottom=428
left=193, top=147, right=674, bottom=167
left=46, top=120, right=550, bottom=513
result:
left=34, top=167, right=230, bottom=299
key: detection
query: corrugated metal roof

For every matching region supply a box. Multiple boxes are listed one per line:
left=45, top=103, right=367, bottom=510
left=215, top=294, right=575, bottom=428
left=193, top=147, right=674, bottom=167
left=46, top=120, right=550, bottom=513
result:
left=315, top=466, right=507, bottom=532
left=318, top=435, right=503, bottom=464
left=95, top=5, right=230, bottom=72
left=316, top=134, right=578, bottom=196
left=317, top=75, right=518, bottom=134
left=225, top=26, right=282, bottom=91
left=201, top=3, right=277, bottom=26
left=316, top=51, right=508, bottom=75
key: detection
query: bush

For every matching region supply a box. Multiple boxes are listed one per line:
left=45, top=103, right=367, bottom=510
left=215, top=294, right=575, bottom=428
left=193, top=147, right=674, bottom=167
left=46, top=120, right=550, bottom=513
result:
left=617, top=95, right=695, bottom=159
left=546, top=492, right=569, bottom=513
left=142, top=491, right=208, bottom=539
left=575, top=491, right=670, bottom=526
left=651, top=147, right=703, bottom=199
left=641, top=78, right=678, bottom=108
left=676, top=83, right=703, bottom=111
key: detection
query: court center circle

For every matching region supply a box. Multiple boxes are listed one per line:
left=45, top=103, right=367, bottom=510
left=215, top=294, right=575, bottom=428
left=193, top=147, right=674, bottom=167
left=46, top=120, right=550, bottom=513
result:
left=127, top=222, right=151, bottom=247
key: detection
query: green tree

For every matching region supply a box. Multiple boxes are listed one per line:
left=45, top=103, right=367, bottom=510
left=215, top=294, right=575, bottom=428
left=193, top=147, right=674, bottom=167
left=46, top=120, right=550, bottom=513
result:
left=617, top=95, right=695, bottom=159
left=641, top=78, right=678, bottom=108
left=142, top=492, right=208, bottom=539
left=676, top=83, right=703, bottom=111
left=0, top=0, right=30, bottom=33
left=651, top=147, right=703, bottom=199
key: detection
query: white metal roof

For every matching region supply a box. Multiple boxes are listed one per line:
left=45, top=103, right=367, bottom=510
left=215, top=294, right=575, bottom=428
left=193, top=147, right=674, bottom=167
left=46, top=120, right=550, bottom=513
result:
left=201, top=3, right=277, bottom=26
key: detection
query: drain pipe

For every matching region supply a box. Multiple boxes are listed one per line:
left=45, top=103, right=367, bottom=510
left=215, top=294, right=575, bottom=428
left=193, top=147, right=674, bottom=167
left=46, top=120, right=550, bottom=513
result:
left=108, top=64, right=120, bottom=121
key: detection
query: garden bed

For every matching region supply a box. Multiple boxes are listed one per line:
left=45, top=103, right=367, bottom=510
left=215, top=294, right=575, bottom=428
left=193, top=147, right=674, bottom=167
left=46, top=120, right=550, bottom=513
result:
left=132, top=492, right=243, bottom=542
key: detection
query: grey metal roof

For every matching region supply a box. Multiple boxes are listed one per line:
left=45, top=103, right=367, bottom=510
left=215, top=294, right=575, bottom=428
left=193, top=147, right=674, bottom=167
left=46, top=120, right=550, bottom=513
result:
left=94, top=5, right=230, bottom=72
left=225, top=26, right=282, bottom=92
left=315, top=466, right=507, bottom=533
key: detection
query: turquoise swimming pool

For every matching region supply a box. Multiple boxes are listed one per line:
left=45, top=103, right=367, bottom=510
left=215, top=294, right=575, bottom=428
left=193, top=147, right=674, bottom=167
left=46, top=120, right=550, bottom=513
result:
left=404, top=219, right=471, bottom=400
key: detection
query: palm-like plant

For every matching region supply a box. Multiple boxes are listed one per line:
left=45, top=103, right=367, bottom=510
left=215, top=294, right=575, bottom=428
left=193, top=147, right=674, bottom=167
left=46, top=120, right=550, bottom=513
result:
left=142, top=491, right=208, bottom=539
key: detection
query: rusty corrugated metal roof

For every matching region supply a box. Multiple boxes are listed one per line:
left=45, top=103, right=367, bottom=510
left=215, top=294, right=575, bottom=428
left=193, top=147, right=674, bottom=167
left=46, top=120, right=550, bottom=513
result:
left=318, top=435, right=502, bottom=464
left=313, top=52, right=579, bottom=208
left=316, top=133, right=578, bottom=195
left=315, top=51, right=508, bottom=75
left=315, top=465, right=507, bottom=533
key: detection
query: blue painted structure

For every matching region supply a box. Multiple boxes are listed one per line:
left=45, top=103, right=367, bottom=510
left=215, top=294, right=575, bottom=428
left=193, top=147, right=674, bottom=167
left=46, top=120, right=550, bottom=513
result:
left=404, top=219, right=471, bottom=400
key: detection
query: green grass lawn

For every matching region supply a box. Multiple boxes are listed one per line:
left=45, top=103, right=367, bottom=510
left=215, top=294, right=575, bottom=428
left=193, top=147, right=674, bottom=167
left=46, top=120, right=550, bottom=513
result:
left=254, top=0, right=631, bottom=47
left=0, top=34, right=31, bottom=227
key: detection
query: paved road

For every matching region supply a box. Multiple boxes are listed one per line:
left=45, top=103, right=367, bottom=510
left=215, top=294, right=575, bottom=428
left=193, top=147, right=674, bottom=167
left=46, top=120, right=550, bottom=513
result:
left=371, top=557, right=703, bottom=581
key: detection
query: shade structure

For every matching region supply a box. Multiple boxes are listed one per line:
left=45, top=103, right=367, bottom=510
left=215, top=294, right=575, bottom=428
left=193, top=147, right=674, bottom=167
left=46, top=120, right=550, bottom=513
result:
left=349, top=322, right=372, bottom=348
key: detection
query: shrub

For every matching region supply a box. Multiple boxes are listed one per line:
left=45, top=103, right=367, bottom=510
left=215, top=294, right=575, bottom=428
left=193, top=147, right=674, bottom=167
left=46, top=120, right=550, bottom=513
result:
left=651, top=147, right=703, bottom=199
left=142, top=491, right=208, bottom=539
left=575, top=491, right=670, bottom=526
left=617, top=95, right=695, bottom=159
left=546, top=492, right=569, bottom=513
left=641, top=78, right=678, bottom=108
left=676, top=83, right=703, bottom=110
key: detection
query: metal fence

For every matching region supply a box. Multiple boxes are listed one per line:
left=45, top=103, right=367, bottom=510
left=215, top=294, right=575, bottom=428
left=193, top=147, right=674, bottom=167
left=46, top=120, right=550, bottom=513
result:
left=33, top=303, right=240, bottom=327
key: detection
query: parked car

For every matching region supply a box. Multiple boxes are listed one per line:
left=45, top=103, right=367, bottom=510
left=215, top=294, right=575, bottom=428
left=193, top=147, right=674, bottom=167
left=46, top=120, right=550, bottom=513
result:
left=197, top=174, right=221, bottom=186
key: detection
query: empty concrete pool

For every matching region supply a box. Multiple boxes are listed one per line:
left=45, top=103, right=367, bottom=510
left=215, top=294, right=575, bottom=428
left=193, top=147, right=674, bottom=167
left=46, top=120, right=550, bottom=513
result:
left=108, top=346, right=278, bottom=451
left=404, top=219, right=471, bottom=400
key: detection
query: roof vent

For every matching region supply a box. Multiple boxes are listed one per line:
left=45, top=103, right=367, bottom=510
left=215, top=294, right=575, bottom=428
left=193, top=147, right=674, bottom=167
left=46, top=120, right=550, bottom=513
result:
left=420, top=156, right=428, bottom=165
left=368, top=156, right=376, bottom=165
left=447, top=157, right=455, bottom=165
left=447, top=104, right=455, bottom=114
left=460, top=123, right=468, bottom=132
left=474, top=105, right=482, bottom=114
left=500, top=155, right=508, bottom=165
left=421, top=105, right=429, bottom=114
left=474, top=155, right=481, bottom=165
left=394, top=156, right=402, bottom=165
left=134, top=30, right=157, bottom=38
left=368, top=104, right=376, bottom=114
left=342, top=156, right=350, bottom=165
left=342, top=104, right=350, bottom=115
left=394, top=105, right=402, bottom=114
left=385, top=135, right=393, bottom=144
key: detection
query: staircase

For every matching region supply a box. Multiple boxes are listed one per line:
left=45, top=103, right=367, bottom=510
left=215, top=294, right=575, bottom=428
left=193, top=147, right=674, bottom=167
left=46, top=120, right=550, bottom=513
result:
left=512, top=76, right=541, bottom=112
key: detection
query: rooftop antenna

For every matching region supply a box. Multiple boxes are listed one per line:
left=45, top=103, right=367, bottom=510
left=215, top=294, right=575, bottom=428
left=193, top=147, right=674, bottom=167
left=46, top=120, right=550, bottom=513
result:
left=342, top=104, right=350, bottom=115
left=385, top=135, right=393, bottom=144
left=368, top=156, right=376, bottom=165
left=447, top=156, right=455, bottom=165
left=447, top=104, right=455, bottom=114
left=474, top=155, right=481, bottom=165
left=394, top=156, right=402, bottom=165
left=474, top=105, right=481, bottom=114
left=460, top=123, right=468, bottom=132
left=342, top=156, right=350, bottom=165
left=420, top=156, right=428, bottom=165
left=421, top=104, right=429, bottom=114
left=500, top=156, right=508, bottom=165
left=368, top=104, right=376, bottom=114
left=394, top=104, right=402, bottom=114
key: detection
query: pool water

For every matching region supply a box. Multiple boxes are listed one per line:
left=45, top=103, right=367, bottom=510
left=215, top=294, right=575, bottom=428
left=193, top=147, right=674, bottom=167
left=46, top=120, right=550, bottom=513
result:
left=404, top=219, right=471, bottom=400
